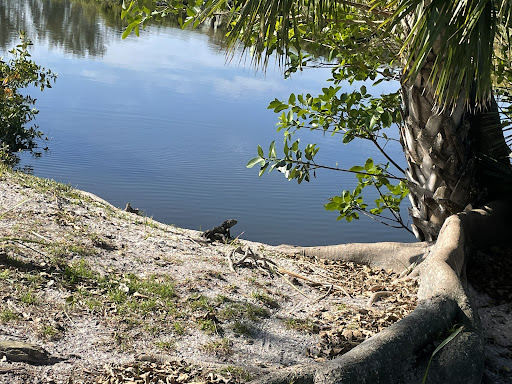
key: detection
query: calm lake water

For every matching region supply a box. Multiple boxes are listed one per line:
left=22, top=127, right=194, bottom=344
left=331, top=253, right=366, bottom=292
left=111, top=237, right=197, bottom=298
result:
left=1, top=0, right=414, bottom=246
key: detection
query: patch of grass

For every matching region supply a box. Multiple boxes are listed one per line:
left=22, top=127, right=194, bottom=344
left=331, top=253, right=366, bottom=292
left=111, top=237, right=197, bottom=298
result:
left=25, top=273, right=43, bottom=284
left=219, top=302, right=269, bottom=322
left=143, top=217, right=159, bottom=229
left=346, top=322, right=359, bottom=330
left=67, top=245, right=95, bottom=257
left=283, top=318, right=319, bottom=334
left=39, top=324, right=61, bottom=340
left=62, top=259, right=96, bottom=284
left=113, top=331, right=131, bottom=351
left=0, top=269, right=11, bottom=279
left=132, top=274, right=176, bottom=300
left=144, top=324, right=161, bottom=336
left=246, top=277, right=260, bottom=286
left=232, top=321, right=255, bottom=337
left=108, top=287, right=127, bottom=304
left=19, top=289, right=37, bottom=305
left=173, top=321, right=185, bottom=335
left=11, top=172, right=80, bottom=200
left=83, top=297, right=103, bottom=312
left=132, top=298, right=160, bottom=314
left=214, top=294, right=230, bottom=305
left=197, top=318, right=218, bottom=335
left=202, top=338, right=233, bottom=356
left=251, top=291, right=279, bottom=309
left=49, top=242, right=95, bottom=259
left=155, top=340, right=175, bottom=352
left=104, top=274, right=177, bottom=317
left=0, top=308, right=18, bottom=323
left=217, top=366, right=253, bottom=382
left=187, top=294, right=213, bottom=312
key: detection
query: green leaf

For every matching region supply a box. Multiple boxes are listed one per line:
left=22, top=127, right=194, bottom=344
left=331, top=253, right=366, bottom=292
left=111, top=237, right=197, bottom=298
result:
left=257, top=145, right=264, bottom=158
left=369, top=114, right=379, bottom=130
left=247, top=157, right=264, bottom=168
left=274, top=104, right=288, bottom=113
left=381, top=110, right=393, bottom=126
left=259, top=163, right=269, bottom=176
left=122, top=21, right=136, bottom=39
left=350, top=165, right=365, bottom=172
left=268, top=99, right=282, bottom=109
left=364, top=158, right=374, bottom=171
left=269, top=141, right=277, bottom=158
left=423, top=326, right=464, bottom=384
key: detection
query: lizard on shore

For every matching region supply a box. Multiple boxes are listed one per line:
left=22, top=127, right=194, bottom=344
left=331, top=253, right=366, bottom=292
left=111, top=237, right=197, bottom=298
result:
left=201, top=219, right=238, bottom=243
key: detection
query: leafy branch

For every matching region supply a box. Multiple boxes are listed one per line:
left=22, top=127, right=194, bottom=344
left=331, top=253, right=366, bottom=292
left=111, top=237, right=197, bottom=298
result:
left=0, top=32, right=57, bottom=164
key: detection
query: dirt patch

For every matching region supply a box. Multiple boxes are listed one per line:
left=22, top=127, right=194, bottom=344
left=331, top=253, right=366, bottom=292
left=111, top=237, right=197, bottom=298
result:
left=0, top=167, right=418, bottom=383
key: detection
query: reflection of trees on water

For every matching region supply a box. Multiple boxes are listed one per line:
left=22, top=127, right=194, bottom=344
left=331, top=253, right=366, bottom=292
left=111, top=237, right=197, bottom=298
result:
left=0, top=0, right=231, bottom=58
left=0, top=0, right=123, bottom=56
left=197, top=15, right=231, bottom=53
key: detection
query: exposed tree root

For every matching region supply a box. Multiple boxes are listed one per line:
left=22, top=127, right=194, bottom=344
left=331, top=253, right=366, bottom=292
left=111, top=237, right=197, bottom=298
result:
left=254, top=200, right=512, bottom=384
left=277, top=241, right=430, bottom=272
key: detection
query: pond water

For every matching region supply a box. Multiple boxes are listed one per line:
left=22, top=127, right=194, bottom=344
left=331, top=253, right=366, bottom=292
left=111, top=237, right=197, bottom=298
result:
left=1, top=0, right=414, bottom=246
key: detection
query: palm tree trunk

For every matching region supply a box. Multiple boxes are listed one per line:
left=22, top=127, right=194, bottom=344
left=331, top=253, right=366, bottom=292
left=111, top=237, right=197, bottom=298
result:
left=400, top=61, right=511, bottom=242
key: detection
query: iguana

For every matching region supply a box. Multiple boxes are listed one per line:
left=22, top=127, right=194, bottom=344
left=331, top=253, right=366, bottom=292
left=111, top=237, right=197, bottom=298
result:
left=202, top=219, right=238, bottom=243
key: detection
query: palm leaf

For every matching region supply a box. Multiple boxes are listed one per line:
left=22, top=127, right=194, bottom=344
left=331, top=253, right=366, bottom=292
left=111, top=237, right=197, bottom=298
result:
left=376, top=0, right=512, bottom=109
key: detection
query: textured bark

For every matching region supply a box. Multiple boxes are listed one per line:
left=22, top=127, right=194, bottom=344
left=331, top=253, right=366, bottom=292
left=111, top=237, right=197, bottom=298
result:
left=278, top=241, right=430, bottom=273
left=400, top=72, right=470, bottom=242
left=400, top=50, right=511, bottom=242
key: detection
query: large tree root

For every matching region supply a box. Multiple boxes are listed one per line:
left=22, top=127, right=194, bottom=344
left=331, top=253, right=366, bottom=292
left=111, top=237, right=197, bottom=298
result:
left=256, top=201, right=512, bottom=384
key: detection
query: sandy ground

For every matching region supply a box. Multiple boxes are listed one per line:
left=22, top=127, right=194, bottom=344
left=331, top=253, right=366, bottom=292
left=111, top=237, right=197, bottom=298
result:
left=0, top=167, right=509, bottom=383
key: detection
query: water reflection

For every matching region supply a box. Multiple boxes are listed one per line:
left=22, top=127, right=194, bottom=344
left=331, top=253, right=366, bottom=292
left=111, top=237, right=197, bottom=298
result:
left=0, top=0, right=231, bottom=58
left=0, top=0, right=106, bottom=55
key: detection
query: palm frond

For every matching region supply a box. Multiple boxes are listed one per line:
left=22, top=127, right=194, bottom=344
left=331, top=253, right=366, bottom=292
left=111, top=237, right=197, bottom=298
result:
left=197, top=1, right=388, bottom=67
left=376, top=0, right=512, bottom=109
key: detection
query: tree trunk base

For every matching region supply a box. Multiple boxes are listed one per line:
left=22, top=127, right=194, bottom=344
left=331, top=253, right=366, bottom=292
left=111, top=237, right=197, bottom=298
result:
left=256, top=201, right=512, bottom=384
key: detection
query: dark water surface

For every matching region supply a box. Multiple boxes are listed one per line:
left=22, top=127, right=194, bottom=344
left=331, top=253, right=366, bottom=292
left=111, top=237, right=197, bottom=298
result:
left=1, top=0, right=414, bottom=245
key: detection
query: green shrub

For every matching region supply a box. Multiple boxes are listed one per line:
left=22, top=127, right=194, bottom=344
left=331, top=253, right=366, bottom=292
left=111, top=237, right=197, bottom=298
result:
left=0, top=32, right=56, bottom=164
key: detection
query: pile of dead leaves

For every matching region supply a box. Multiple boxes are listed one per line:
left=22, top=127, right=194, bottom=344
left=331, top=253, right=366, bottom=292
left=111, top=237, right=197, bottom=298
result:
left=293, top=259, right=419, bottom=360
left=97, top=360, right=245, bottom=384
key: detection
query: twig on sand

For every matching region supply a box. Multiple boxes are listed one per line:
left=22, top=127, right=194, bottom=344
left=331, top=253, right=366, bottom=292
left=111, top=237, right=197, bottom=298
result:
left=228, top=246, right=277, bottom=276
left=316, top=284, right=333, bottom=302
left=277, top=267, right=351, bottom=298
left=226, top=251, right=236, bottom=273
left=275, top=269, right=311, bottom=299
left=227, top=246, right=351, bottom=298
left=367, top=290, right=393, bottom=305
